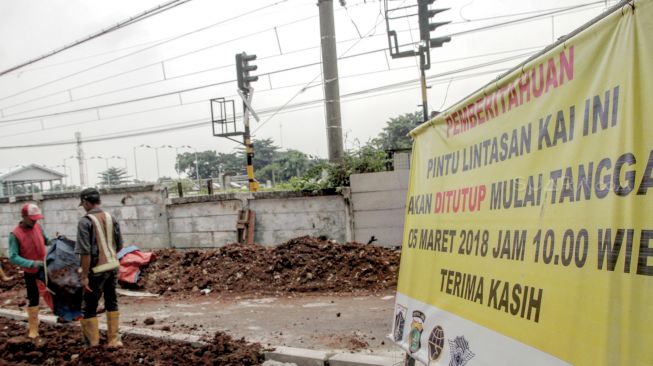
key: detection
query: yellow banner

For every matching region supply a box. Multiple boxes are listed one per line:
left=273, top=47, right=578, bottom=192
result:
left=395, top=1, right=653, bottom=365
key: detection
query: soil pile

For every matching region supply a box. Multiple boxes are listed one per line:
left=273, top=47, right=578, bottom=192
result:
left=0, top=317, right=264, bottom=365
left=139, top=236, right=400, bottom=295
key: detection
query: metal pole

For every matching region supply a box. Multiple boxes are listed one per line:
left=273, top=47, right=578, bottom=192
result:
left=133, top=146, right=139, bottom=181
left=420, top=69, right=428, bottom=122
left=243, top=100, right=259, bottom=192
left=318, top=0, right=344, bottom=162
left=420, top=53, right=429, bottom=123
left=175, top=147, right=181, bottom=180
left=194, top=150, right=200, bottom=189
left=75, top=132, right=87, bottom=187
left=155, top=147, right=161, bottom=181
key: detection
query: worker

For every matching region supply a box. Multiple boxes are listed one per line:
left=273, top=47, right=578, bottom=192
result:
left=0, top=262, right=13, bottom=281
left=8, top=203, right=47, bottom=339
left=75, top=188, right=124, bottom=348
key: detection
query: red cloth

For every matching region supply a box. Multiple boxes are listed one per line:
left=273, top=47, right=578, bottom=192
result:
left=118, top=250, right=156, bottom=284
left=12, top=223, right=46, bottom=273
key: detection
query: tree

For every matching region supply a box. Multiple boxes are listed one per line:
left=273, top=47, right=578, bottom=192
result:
left=98, top=167, right=129, bottom=186
left=236, top=138, right=279, bottom=171
left=372, top=111, right=423, bottom=151
left=256, top=149, right=318, bottom=183
left=176, top=150, right=242, bottom=180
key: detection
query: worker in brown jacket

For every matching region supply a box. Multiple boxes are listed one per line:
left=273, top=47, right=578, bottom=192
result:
left=75, top=188, right=123, bottom=347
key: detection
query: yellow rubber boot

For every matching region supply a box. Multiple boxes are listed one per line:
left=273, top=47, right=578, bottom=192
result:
left=106, top=311, right=123, bottom=348
left=26, top=306, right=39, bottom=338
left=80, top=317, right=100, bottom=347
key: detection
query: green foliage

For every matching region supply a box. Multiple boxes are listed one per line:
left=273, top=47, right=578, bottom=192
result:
left=256, top=149, right=321, bottom=183
left=98, top=167, right=129, bottom=186
left=176, top=151, right=242, bottom=179
left=371, top=111, right=422, bottom=150
left=164, top=178, right=196, bottom=196
left=236, top=138, right=279, bottom=171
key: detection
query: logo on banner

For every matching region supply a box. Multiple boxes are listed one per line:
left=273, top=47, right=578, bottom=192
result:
left=408, top=310, right=426, bottom=353
left=393, top=304, right=407, bottom=342
left=428, top=325, right=445, bottom=362
left=448, top=336, right=475, bottom=366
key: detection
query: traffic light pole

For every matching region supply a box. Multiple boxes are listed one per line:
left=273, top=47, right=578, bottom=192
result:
left=242, top=95, right=258, bottom=192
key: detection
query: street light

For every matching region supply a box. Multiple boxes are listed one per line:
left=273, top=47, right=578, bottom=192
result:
left=62, top=155, right=76, bottom=186
left=137, top=145, right=163, bottom=181
left=109, top=155, right=128, bottom=171
left=50, top=165, right=72, bottom=191
left=164, top=145, right=199, bottom=186
left=88, top=155, right=127, bottom=186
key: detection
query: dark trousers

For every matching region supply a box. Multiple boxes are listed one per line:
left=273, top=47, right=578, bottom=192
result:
left=23, top=272, right=40, bottom=307
left=82, top=270, right=118, bottom=319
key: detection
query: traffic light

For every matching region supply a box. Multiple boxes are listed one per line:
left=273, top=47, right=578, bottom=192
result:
left=236, top=52, right=258, bottom=92
left=417, top=0, right=451, bottom=50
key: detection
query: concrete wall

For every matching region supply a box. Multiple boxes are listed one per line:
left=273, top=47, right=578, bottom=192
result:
left=0, top=174, right=407, bottom=254
left=350, top=170, right=409, bottom=247
left=167, top=197, right=242, bottom=248
left=0, top=185, right=169, bottom=255
left=167, top=190, right=348, bottom=247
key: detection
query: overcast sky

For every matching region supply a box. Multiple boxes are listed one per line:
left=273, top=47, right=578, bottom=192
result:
left=0, top=0, right=615, bottom=186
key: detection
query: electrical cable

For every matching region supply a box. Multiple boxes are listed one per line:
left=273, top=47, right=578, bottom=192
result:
left=0, top=66, right=514, bottom=149
left=0, top=0, right=290, bottom=104
left=0, top=56, right=517, bottom=139
left=0, top=1, right=597, bottom=116
left=0, top=45, right=542, bottom=127
left=0, top=0, right=192, bottom=78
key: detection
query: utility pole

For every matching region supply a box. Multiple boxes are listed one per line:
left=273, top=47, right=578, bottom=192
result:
left=318, top=0, right=344, bottom=162
left=75, top=132, right=87, bottom=187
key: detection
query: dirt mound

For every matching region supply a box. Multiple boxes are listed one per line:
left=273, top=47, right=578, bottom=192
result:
left=139, top=236, right=400, bottom=295
left=0, top=316, right=264, bottom=365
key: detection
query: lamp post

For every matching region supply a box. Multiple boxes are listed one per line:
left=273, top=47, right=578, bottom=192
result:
left=133, top=145, right=152, bottom=182
left=109, top=155, right=128, bottom=171
left=88, top=155, right=127, bottom=186
left=88, top=156, right=110, bottom=186
left=166, top=145, right=199, bottom=185
left=138, top=145, right=162, bottom=182
left=62, top=155, right=76, bottom=186
left=50, top=165, right=72, bottom=191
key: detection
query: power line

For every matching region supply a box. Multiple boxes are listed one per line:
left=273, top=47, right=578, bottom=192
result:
left=0, top=44, right=541, bottom=127
left=0, top=0, right=600, bottom=116
left=0, top=0, right=193, bottom=78
left=0, top=64, right=515, bottom=150
left=0, top=0, right=290, bottom=104
left=0, top=13, right=319, bottom=117
left=0, top=48, right=532, bottom=138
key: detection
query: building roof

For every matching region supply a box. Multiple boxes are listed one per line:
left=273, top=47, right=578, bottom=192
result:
left=0, top=164, right=66, bottom=183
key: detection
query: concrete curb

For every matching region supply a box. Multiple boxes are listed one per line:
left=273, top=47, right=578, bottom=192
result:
left=264, top=346, right=401, bottom=366
left=1, top=309, right=401, bottom=365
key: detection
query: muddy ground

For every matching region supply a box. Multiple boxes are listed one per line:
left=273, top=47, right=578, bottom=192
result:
left=0, top=316, right=264, bottom=366
left=0, top=236, right=402, bottom=364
